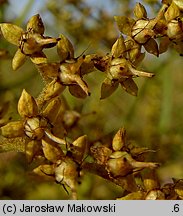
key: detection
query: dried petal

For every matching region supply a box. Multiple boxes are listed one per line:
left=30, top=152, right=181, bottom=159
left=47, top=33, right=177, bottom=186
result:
left=100, top=78, right=119, bottom=99
left=112, top=127, right=126, bottom=151
left=114, top=16, right=135, bottom=36
left=71, top=135, right=88, bottom=163
left=30, top=51, right=47, bottom=65
left=120, top=78, right=138, bottom=96
left=134, top=3, right=147, bottom=19
left=1, top=121, right=24, bottom=138
left=111, top=35, right=126, bottom=58
left=57, top=34, right=74, bottom=62
left=144, top=38, right=159, bottom=56
left=69, top=85, right=88, bottom=98
left=0, top=23, right=23, bottom=45
left=42, top=139, right=64, bottom=163
left=159, top=37, right=170, bottom=54
left=42, top=97, right=62, bottom=123
left=165, top=2, right=180, bottom=22
left=26, top=14, right=45, bottom=34
left=18, top=89, right=38, bottom=118
left=26, top=140, right=41, bottom=163
left=12, top=49, right=26, bottom=70
left=33, top=164, right=55, bottom=181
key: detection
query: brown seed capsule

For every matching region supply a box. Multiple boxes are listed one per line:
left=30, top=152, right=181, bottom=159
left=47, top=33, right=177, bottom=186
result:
left=24, top=116, right=47, bottom=140
left=107, top=157, right=133, bottom=177
left=132, top=19, right=154, bottom=44
left=107, top=152, right=134, bottom=177
left=55, top=158, right=78, bottom=192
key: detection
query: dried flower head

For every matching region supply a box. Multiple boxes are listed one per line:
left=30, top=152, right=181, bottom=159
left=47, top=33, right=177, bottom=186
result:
left=0, top=14, right=59, bottom=70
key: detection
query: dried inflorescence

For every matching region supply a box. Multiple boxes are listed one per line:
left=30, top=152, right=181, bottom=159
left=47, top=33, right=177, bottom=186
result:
left=0, top=0, right=183, bottom=200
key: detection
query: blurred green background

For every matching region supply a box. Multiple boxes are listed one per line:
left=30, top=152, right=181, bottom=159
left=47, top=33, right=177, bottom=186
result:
left=0, top=0, right=183, bottom=199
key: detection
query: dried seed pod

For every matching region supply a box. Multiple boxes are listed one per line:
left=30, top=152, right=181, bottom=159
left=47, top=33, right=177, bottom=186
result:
left=109, top=58, right=130, bottom=80
left=107, top=156, right=133, bottom=177
left=132, top=19, right=154, bottom=44
left=24, top=116, right=48, bottom=140
left=59, top=56, right=90, bottom=96
left=55, top=158, right=78, bottom=199
left=20, top=32, right=58, bottom=55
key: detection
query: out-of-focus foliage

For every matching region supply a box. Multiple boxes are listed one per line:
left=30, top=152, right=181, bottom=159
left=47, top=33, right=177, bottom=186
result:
left=0, top=0, right=183, bottom=200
